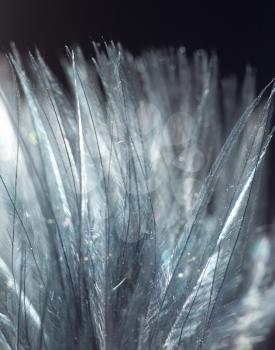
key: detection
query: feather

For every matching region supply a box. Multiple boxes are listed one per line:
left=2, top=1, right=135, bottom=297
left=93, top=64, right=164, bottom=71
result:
left=0, top=44, right=274, bottom=349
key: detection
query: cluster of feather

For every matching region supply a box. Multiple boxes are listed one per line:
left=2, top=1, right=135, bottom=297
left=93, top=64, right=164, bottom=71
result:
left=0, top=43, right=274, bottom=349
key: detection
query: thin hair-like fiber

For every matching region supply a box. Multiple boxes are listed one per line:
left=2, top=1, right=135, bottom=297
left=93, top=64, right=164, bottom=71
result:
left=0, top=43, right=274, bottom=349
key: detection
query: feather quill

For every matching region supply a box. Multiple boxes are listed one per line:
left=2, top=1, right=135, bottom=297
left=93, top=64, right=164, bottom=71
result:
left=0, top=44, right=274, bottom=349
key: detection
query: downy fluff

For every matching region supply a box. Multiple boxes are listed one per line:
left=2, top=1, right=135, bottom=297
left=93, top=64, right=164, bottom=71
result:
left=0, top=43, right=274, bottom=349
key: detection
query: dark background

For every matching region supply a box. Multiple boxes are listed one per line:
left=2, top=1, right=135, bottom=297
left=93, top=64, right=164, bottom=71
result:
left=0, top=0, right=274, bottom=90
left=2, top=0, right=274, bottom=216
left=0, top=1, right=275, bottom=347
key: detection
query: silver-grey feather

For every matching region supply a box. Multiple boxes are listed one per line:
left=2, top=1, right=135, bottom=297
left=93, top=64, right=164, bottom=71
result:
left=0, top=44, right=274, bottom=349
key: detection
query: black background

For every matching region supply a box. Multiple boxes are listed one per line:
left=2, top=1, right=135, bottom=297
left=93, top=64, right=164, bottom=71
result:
left=2, top=0, right=273, bottom=217
left=0, top=0, right=274, bottom=90
left=0, top=1, right=275, bottom=347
